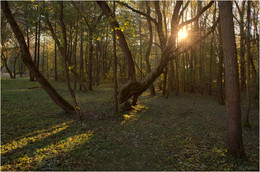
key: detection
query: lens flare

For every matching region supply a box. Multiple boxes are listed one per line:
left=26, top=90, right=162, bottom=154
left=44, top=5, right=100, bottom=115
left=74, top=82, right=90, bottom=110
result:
left=178, top=28, right=188, bottom=40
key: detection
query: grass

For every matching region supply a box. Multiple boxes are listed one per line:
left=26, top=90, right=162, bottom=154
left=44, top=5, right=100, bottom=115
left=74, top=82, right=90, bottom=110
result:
left=1, top=77, right=259, bottom=170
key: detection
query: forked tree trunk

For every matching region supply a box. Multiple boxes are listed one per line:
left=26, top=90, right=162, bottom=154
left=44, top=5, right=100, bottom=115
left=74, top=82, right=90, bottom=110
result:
left=45, top=15, right=88, bottom=91
left=1, top=1, right=75, bottom=114
left=59, top=2, right=82, bottom=119
left=98, top=1, right=215, bottom=104
left=219, top=1, right=245, bottom=157
left=1, top=51, right=14, bottom=79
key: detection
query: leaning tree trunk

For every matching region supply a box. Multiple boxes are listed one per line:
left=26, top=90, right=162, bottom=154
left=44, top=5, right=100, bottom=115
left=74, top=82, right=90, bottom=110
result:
left=1, top=1, right=75, bottom=114
left=219, top=1, right=245, bottom=157
left=97, top=1, right=136, bottom=81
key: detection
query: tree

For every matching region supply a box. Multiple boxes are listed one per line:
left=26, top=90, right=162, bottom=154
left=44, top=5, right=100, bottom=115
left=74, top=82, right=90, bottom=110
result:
left=98, top=1, right=216, bottom=105
left=219, top=1, right=245, bottom=157
left=245, top=1, right=252, bottom=126
left=113, top=1, right=118, bottom=112
left=1, top=1, right=75, bottom=114
left=58, top=1, right=82, bottom=119
left=217, top=24, right=224, bottom=105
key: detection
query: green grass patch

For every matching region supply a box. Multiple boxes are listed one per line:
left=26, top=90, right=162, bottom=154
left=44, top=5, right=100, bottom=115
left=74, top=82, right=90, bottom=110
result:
left=1, top=77, right=259, bottom=170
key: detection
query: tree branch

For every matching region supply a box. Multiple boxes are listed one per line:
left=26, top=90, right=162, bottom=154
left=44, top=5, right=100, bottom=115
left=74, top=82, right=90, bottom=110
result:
left=178, top=1, right=214, bottom=31
left=116, top=1, right=158, bottom=26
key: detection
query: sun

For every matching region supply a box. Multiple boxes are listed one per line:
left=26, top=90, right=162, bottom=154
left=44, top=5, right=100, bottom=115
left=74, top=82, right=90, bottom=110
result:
left=178, top=28, right=188, bottom=40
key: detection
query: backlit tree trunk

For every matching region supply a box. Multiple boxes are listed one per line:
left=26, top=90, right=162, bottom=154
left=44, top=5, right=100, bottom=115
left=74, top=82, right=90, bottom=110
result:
left=219, top=1, right=245, bottom=157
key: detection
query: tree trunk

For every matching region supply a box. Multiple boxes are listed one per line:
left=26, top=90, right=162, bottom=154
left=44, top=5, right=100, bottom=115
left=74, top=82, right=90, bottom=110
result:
left=99, top=1, right=215, bottom=104
left=1, top=50, right=14, bottom=79
left=32, top=13, right=38, bottom=81
left=219, top=1, right=245, bottom=157
left=145, top=1, right=155, bottom=96
left=245, top=1, right=251, bottom=126
left=79, top=19, right=84, bottom=91
left=113, top=1, right=118, bottom=111
left=73, top=19, right=79, bottom=90
left=58, top=2, right=82, bottom=119
left=175, top=56, right=179, bottom=96
left=42, top=35, right=45, bottom=75
left=217, top=25, right=224, bottom=105
left=1, top=1, right=75, bottom=114
left=37, top=14, right=41, bottom=70
left=97, top=1, right=136, bottom=81
left=240, top=7, right=246, bottom=92
left=54, top=18, right=58, bottom=81
left=95, top=40, right=100, bottom=86
left=88, top=38, right=93, bottom=91
left=45, top=15, right=88, bottom=91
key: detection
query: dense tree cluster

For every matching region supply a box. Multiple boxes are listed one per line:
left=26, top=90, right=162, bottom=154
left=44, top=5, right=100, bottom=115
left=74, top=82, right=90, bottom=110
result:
left=1, top=1, right=259, bottom=157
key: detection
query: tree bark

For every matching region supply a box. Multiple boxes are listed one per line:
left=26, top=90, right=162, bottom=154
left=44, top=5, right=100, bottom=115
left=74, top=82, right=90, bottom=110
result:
left=219, top=1, right=245, bottom=157
left=54, top=18, right=58, bottom=81
left=58, top=2, right=82, bottom=119
left=145, top=1, right=156, bottom=96
left=97, top=1, right=136, bottom=81
left=113, top=1, right=118, bottom=111
left=1, top=1, right=75, bottom=114
left=79, top=19, right=84, bottom=91
left=32, top=11, right=38, bottom=81
left=217, top=25, right=224, bottom=105
left=88, top=38, right=93, bottom=91
left=245, top=1, right=251, bottom=126
left=1, top=50, right=14, bottom=79
left=37, top=14, right=41, bottom=70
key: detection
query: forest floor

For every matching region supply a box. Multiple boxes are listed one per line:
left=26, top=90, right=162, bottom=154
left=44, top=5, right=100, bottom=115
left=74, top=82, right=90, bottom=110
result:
left=1, top=77, right=259, bottom=171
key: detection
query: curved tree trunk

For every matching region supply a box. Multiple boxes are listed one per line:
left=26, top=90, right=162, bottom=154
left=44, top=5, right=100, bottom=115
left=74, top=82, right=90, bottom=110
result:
left=98, top=1, right=215, bottom=104
left=1, top=1, right=75, bottom=114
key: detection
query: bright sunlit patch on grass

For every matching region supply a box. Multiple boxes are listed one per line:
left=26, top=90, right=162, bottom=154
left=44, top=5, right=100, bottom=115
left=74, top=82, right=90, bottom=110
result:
left=1, top=131, right=93, bottom=171
left=178, top=28, right=188, bottom=40
left=121, top=104, right=148, bottom=125
left=0, top=120, right=74, bottom=155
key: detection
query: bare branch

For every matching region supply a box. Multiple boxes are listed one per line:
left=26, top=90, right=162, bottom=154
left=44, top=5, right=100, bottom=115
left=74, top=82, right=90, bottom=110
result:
left=116, top=1, right=158, bottom=26
left=178, top=1, right=214, bottom=31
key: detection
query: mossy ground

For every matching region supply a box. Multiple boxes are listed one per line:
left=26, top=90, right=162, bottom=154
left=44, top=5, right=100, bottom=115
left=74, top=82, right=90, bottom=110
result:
left=1, top=77, right=259, bottom=170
